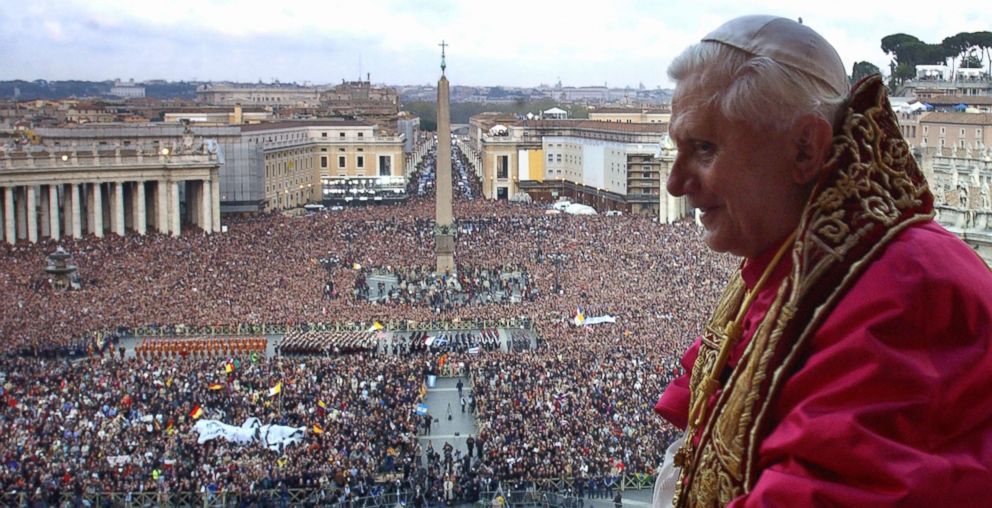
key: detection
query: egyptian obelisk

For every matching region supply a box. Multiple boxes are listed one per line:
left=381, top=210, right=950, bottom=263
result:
left=435, top=41, right=456, bottom=273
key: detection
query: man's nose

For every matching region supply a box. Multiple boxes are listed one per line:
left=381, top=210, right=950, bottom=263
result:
left=667, top=155, right=694, bottom=197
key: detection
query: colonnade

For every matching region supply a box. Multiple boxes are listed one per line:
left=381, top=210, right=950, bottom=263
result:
left=0, top=177, right=221, bottom=244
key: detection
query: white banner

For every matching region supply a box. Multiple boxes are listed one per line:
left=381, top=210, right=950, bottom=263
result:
left=193, top=417, right=306, bottom=451
left=585, top=315, right=616, bottom=325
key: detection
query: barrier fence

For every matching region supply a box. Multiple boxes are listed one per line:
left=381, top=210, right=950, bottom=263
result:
left=0, top=475, right=654, bottom=508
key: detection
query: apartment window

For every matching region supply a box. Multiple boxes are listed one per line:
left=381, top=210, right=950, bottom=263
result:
left=923, top=126, right=928, bottom=136
left=977, top=128, right=983, bottom=138
left=497, top=155, right=509, bottom=179
left=358, top=132, right=364, bottom=138
left=961, top=128, right=966, bottom=137
left=556, top=154, right=562, bottom=163
left=356, top=156, right=364, bottom=169
left=340, top=132, right=345, bottom=138
left=339, top=148, right=345, bottom=152
left=320, top=156, right=328, bottom=169
left=338, top=156, right=346, bottom=168
left=940, top=127, right=945, bottom=136
left=547, top=153, right=553, bottom=162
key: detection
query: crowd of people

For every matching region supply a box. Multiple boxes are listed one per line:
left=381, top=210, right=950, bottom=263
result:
left=354, top=264, right=535, bottom=310
left=0, top=145, right=735, bottom=503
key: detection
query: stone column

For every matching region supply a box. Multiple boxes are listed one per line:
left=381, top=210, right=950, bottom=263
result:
left=3, top=187, right=13, bottom=245
left=15, top=187, right=26, bottom=240
left=111, top=182, right=125, bottom=236
left=133, top=182, right=146, bottom=235
left=88, top=182, right=103, bottom=237
left=156, top=181, right=169, bottom=235
left=66, top=183, right=83, bottom=238
left=201, top=178, right=213, bottom=233
left=169, top=181, right=181, bottom=237
left=25, top=186, right=37, bottom=243
left=211, top=173, right=221, bottom=232
left=48, top=185, right=60, bottom=240
left=39, top=186, right=51, bottom=239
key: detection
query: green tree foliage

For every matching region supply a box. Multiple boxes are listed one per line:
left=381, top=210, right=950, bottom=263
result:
left=850, top=61, right=881, bottom=84
left=882, top=31, right=992, bottom=91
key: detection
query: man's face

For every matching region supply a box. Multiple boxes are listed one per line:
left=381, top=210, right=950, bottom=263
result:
left=667, top=92, right=807, bottom=259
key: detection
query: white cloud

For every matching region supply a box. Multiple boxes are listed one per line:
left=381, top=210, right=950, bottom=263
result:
left=0, top=0, right=987, bottom=87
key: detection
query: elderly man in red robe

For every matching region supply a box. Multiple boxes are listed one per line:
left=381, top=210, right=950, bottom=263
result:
left=653, top=14, right=992, bottom=508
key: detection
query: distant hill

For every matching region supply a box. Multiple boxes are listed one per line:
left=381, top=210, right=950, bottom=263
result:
left=0, top=80, right=198, bottom=100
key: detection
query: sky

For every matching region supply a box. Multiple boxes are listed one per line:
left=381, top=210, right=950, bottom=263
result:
left=0, top=0, right=988, bottom=88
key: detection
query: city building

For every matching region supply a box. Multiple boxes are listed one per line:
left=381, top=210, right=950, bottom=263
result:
left=588, top=106, right=671, bottom=124
left=918, top=112, right=992, bottom=152
left=921, top=95, right=992, bottom=113
left=196, top=84, right=323, bottom=107
left=240, top=121, right=405, bottom=209
left=33, top=120, right=405, bottom=214
left=320, top=78, right=400, bottom=118
left=0, top=140, right=220, bottom=244
left=110, top=79, right=146, bottom=99
left=469, top=115, right=688, bottom=220
left=163, top=104, right=273, bottom=125
left=899, top=65, right=992, bottom=99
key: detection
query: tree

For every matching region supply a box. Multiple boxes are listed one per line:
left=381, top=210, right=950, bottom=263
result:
left=967, top=31, right=992, bottom=76
left=850, top=61, right=881, bottom=84
left=881, top=34, right=923, bottom=88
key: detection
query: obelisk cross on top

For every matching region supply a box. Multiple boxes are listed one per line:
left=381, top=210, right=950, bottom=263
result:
left=435, top=39, right=455, bottom=274
left=439, top=40, right=448, bottom=75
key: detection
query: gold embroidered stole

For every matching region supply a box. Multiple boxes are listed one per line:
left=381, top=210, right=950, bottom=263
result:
left=673, top=75, right=935, bottom=507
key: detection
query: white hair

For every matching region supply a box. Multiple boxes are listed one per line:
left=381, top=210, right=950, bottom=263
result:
left=667, top=41, right=850, bottom=131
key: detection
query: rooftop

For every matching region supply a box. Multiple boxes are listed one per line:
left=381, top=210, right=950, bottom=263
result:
left=920, top=112, right=992, bottom=125
left=240, top=120, right=372, bottom=132
left=924, top=95, right=992, bottom=106
left=521, top=119, right=667, bottom=133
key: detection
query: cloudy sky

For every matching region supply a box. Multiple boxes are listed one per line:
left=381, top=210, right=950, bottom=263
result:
left=0, top=0, right=987, bottom=88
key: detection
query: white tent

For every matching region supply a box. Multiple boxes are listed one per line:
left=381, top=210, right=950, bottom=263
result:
left=564, top=203, right=598, bottom=215
left=488, top=125, right=508, bottom=136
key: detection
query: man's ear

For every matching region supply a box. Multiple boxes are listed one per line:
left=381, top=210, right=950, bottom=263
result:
left=790, top=115, right=833, bottom=185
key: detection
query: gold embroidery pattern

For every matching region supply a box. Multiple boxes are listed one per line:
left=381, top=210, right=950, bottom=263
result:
left=673, top=76, right=934, bottom=507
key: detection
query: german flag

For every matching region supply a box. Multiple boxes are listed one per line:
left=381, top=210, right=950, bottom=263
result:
left=208, top=383, right=223, bottom=391
left=312, top=423, right=324, bottom=434
left=190, top=405, right=204, bottom=420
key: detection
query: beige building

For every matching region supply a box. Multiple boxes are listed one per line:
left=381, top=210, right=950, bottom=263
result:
left=163, top=105, right=272, bottom=125
left=240, top=121, right=405, bottom=210
left=0, top=142, right=220, bottom=244
left=32, top=120, right=404, bottom=213
left=196, top=84, right=323, bottom=107
left=918, top=112, right=992, bottom=153
left=587, top=106, right=671, bottom=124
left=473, top=116, right=687, bottom=219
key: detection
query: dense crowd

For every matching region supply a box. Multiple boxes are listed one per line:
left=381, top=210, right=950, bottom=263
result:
left=0, top=353, right=424, bottom=505
left=0, top=146, right=734, bottom=502
left=354, top=264, right=535, bottom=310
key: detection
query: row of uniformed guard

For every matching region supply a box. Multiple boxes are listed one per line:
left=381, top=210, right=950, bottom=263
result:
left=134, top=337, right=267, bottom=359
